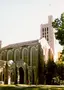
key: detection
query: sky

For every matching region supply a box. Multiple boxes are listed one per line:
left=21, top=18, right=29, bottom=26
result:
left=0, top=0, right=64, bottom=51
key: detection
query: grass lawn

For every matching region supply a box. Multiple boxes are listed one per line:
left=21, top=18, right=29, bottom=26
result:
left=0, top=85, right=64, bottom=90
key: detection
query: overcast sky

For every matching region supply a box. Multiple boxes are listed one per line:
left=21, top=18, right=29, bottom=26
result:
left=0, top=0, right=64, bottom=49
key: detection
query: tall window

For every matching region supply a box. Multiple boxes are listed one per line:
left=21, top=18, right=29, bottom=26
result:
left=22, top=48, right=28, bottom=64
left=1, top=51, right=6, bottom=60
left=14, top=49, right=20, bottom=61
left=47, top=27, right=48, bottom=31
left=47, top=27, right=48, bottom=34
left=7, top=50, right=13, bottom=60
left=30, top=47, right=37, bottom=66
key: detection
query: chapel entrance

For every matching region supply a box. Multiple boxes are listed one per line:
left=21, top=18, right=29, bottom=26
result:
left=19, top=67, right=24, bottom=84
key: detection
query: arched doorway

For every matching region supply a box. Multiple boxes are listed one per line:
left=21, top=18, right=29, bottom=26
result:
left=19, top=67, right=24, bottom=84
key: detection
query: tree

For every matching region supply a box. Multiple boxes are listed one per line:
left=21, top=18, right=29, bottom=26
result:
left=56, top=62, right=64, bottom=80
left=45, top=60, right=57, bottom=84
left=52, top=12, right=64, bottom=45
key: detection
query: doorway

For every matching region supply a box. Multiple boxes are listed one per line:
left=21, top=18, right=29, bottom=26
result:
left=19, top=67, right=24, bottom=84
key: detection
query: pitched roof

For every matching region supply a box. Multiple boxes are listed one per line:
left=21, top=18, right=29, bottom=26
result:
left=0, top=39, right=39, bottom=50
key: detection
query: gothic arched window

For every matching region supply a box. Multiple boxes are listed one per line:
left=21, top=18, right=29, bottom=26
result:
left=14, top=49, right=20, bottom=61
left=7, top=50, right=13, bottom=60
left=1, top=51, right=7, bottom=60
left=30, top=46, right=38, bottom=66
left=22, top=48, right=28, bottom=64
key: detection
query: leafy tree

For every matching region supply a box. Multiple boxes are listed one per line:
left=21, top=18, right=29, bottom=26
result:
left=56, top=62, right=64, bottom=80
left=45, top=60, right=57, bottom=84
left=52, top=12, right=64, bottom=45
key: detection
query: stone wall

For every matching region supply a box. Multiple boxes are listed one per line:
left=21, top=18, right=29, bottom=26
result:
left=0, top=44, right=39, bottom=84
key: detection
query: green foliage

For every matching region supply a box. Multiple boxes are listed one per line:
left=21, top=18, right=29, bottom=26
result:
left=45, top=60, right=57, bottom=84
left=52, top=76, right=60, bottom=85
left=56, top=62, right=64, bottom=80
left=52, top=12, right=64, bottom=45
left=38, top=46, right=45, bottom=84
left=61, top=49, right=64, bottom=61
